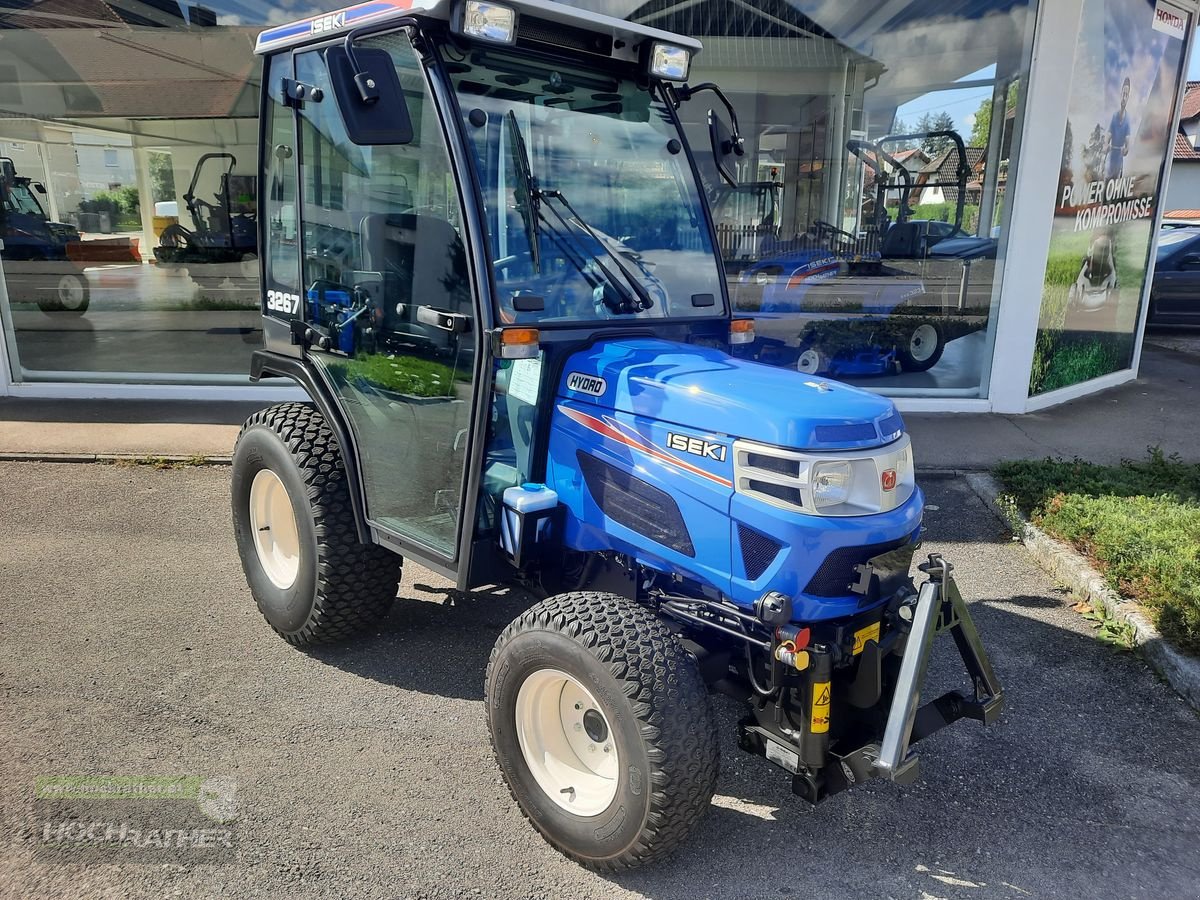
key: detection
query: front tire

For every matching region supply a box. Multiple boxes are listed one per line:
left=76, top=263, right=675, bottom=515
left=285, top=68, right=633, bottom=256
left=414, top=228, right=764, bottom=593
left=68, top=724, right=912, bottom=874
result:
left=231, top=402, right=399, bottom=646
left=38, top=272, right=90, bottom=314
left=485, top=591, right=719, bottom=871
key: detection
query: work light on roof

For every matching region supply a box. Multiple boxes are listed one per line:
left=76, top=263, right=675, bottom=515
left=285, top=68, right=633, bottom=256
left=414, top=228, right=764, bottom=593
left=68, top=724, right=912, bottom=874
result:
left=648, top=42, right=690, bottom=81
left=458, top=1, right=517, bottom=44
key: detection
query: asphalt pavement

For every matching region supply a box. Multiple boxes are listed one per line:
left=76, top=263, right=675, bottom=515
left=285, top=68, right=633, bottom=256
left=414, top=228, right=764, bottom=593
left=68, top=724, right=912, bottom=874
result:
left=1, top=462, right=1198, bottom=899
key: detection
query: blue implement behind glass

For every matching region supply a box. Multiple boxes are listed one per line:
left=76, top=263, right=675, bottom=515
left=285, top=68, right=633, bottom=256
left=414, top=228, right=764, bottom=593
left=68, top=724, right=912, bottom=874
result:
left=230, top=0, right=1005, bottom=871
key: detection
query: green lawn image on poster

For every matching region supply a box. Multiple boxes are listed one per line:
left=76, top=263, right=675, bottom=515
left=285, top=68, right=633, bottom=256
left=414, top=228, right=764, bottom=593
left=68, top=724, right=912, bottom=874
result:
left=1029, top=0, right=1189, bottom=396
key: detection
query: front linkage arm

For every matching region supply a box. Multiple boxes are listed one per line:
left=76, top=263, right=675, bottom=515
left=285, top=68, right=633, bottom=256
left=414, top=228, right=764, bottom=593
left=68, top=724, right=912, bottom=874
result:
left=873, top=553, right=1005, bottom=784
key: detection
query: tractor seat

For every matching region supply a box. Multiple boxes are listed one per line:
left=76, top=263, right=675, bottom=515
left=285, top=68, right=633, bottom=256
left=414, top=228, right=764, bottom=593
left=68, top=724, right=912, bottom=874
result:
left=359, top=212, right=470, bottom=312
left=880, top=222, right=922, bottom=260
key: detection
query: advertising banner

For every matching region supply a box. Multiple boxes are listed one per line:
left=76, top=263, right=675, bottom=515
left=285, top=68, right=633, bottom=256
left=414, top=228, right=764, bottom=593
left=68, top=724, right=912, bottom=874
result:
left=1029, top=0, right=1189, bottom=396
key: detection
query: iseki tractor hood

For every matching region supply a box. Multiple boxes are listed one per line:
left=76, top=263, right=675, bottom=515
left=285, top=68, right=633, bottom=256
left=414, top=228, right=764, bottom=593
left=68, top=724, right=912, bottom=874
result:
left=557, top=337, right=904, bottom=451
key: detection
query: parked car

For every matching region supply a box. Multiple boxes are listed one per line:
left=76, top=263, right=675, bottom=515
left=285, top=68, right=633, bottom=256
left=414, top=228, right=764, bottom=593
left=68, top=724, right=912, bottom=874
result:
left=1150, top=226, right=1200, bottom=324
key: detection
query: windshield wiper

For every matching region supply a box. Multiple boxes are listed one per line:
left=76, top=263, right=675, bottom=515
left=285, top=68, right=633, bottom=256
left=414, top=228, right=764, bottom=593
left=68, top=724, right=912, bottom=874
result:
left=504, top=110, right=541, bottom=274
left=503, top=113, right=652, bottom=315
left=538, top=189, right=655, bottom=314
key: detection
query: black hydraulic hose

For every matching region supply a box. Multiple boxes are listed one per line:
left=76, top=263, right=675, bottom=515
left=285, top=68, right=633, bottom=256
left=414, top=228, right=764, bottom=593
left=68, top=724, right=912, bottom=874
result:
left=745, top=644, right=777, bottom=698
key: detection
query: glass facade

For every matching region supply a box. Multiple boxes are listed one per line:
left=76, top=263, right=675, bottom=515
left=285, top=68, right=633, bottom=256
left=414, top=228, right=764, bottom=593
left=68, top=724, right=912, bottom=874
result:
left=0, top=0, right=1037, bottom=397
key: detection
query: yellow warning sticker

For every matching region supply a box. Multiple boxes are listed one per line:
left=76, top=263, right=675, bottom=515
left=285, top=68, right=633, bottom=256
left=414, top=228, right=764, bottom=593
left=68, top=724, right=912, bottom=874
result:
left=810, top=682, right=831, bottom=734
left=853, top=621, right=881, bottom=655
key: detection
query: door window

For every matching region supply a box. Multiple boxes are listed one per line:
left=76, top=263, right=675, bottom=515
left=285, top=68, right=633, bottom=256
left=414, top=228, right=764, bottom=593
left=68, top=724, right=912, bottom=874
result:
left=294, top=32, right=475, bottom=558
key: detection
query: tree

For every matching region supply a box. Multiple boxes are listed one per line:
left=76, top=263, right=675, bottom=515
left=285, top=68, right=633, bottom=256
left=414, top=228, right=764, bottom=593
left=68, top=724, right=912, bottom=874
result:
left=148, top=151, right=176, bottom=204
left=969, top=81, right=1020, bottom=147
left=888, top=118, right=920, bottom=150
left=1063, top=119, right=1074, bottom=171
left=916, top=112, right=957, bottom=156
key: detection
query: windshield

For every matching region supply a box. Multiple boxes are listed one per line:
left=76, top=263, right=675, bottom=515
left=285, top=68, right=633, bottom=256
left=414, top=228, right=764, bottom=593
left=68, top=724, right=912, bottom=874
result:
left=5, top=182, right=46, bottom=218
left=448, top=48, right=724, bottom=323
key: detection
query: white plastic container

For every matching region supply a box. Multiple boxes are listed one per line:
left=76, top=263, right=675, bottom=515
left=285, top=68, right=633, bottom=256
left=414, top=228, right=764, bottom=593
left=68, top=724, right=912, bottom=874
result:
left=501, top=483, right=559, bottom=558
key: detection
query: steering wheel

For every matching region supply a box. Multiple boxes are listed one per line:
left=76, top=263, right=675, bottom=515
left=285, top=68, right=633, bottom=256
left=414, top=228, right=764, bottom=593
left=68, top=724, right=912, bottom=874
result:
left=813, top=219, right=855, bottom=243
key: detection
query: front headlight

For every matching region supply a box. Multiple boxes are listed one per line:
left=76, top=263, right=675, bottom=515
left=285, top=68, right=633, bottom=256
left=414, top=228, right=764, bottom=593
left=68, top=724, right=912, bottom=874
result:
left=811, top=461, right=853, bottom=509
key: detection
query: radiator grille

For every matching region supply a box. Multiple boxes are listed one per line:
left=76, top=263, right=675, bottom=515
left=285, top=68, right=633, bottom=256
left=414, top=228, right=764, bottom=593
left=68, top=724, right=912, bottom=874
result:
left=804, top=538, right=909, bottom=598
left=737, top=525, right=782, bottom=580
left=577, top=451, right=695, bottom=557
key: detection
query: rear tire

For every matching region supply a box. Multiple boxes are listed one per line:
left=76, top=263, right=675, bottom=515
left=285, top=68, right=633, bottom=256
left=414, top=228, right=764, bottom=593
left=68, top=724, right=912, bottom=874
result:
left=485, top=591, right=718, bottom=871
left=231, top=402, right=399, bottom=646
left=897, top=320, right=945, bottom=372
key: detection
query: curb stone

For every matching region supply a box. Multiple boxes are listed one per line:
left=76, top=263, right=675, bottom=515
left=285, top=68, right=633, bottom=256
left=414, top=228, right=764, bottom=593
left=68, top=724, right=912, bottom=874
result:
left=0, top=452, right=232, bottom=466
left=965, top=471, right=1200, bottom=712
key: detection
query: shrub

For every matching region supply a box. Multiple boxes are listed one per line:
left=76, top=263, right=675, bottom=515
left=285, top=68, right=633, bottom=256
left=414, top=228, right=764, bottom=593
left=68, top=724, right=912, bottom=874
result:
left=996, top=450, right=1200, bottom=654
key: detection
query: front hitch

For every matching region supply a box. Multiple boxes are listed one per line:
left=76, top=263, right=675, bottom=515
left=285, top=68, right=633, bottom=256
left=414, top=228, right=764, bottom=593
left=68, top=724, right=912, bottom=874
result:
left=872, top=552, right=1005, bottom=784
left=737, top=552, right=1004, bottom=802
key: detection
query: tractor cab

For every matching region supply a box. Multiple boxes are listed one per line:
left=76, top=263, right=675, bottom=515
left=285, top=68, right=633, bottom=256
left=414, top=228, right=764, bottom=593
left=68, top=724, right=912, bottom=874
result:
left=236, top=0, right=1004, bottom=871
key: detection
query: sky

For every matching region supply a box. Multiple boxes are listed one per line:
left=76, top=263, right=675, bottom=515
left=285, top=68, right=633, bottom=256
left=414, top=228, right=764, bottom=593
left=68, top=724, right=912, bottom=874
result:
left=1190, top=28, right=1200, bottom=80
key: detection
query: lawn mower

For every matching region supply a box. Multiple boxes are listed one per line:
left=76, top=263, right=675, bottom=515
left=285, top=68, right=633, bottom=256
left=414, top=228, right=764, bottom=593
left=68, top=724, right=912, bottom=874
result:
left=232, top=0, right=1005, bottom=871
left=154, top=152, right=258, bottom=291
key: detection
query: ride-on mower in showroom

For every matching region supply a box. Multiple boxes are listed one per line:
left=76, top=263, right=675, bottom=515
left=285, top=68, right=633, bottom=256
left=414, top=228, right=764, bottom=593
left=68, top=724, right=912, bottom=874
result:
left=232, top=0, right=1005, bottom=871
left=154, top=152, right=258, bottom=292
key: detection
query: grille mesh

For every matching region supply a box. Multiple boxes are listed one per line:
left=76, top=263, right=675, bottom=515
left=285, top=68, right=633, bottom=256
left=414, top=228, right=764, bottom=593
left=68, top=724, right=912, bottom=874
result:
left=804, top=538, right=909, bottom=598
left=877, top=411, right=905, bottom=439
left=814, top=422, right=876, bottom=443
left=738, top=525, right=782, bottom=580
left=577, top=451, right=695, bottom=557
left=518, top=16, right=614, bottom=56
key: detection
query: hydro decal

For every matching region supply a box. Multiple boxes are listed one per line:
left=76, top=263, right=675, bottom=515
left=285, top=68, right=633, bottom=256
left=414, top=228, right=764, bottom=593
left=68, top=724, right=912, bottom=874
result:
left=666, top=433, right=727, bottom=462
left=559, top=406, right=732, bottom=488
left=565, top=372, right=607, bottom=397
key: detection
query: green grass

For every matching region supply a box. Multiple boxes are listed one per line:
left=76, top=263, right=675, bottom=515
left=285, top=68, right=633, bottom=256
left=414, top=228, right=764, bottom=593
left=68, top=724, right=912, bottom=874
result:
left=326, top=353, right=464, bottom=398
left=995, top=449, right=1200, bottom=654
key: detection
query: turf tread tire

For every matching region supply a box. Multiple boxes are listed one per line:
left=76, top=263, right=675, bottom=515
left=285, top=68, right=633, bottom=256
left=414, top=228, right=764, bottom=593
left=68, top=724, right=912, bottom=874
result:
left=233, top=402, right=398, bottom=646
left=485, top=591, right=719, bottom=871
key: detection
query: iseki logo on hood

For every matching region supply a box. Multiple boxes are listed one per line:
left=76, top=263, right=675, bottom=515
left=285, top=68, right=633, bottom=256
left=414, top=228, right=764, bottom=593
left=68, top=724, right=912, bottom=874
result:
left=667, top=433, right=727, bottom=463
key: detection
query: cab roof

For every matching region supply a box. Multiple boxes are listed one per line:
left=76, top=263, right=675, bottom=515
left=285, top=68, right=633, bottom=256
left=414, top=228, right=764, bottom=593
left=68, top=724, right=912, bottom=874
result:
left=254, top=0, right=702, bottom=61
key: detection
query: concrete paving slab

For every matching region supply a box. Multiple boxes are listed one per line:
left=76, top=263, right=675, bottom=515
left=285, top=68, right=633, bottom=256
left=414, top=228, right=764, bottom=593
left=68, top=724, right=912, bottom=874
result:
left=0, top=398, right=267, bottom=458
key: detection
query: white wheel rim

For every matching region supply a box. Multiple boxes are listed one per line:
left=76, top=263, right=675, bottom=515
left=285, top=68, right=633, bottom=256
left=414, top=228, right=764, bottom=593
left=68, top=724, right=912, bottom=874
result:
left=514, top=668, right=620, bottom=817
left=249, top=469, right=301, bottom=590
left=909, top=324, right=938, bottom=362
left=797, top=349, right=822, bottom=374
left=58, top=275, right=85, bottom=309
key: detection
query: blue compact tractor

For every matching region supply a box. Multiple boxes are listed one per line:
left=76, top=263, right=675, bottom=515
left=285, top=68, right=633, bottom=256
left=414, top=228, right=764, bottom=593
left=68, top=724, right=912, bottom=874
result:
left=233, top=0, right=1004, bottom=871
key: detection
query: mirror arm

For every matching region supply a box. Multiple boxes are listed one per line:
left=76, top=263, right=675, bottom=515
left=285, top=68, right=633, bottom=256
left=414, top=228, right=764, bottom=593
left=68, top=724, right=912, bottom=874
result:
left=678, top=81, right=744, bottom=153
left=343, top=19, right=420, bottom=104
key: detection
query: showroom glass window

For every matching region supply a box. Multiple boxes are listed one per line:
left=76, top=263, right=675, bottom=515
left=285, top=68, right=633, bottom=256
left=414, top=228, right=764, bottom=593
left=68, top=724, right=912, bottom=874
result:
left=0, top=1, right=1036, bottom=395
left=578, top=0, right=1038, bottom=399
left=0, top=2, right=267, bottom=384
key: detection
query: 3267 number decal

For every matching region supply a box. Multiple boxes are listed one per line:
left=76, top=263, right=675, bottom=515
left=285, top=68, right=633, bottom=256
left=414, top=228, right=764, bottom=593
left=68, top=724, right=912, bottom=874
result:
left=265, top=290, right=301, bottom=315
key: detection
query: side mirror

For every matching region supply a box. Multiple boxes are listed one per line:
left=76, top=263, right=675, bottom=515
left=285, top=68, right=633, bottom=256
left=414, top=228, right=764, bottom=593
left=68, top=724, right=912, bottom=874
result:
left=708, top=108, right=743, bottom=187
left=33, top=182, right=47, bottom=194
left=0, top=159, right=14, bottom=185
left=325, top=44, right=413, bottom=145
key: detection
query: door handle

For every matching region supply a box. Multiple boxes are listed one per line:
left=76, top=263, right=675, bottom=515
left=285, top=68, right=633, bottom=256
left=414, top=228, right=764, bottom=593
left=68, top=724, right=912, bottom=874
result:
left=416, top=305, right=471, bottom=333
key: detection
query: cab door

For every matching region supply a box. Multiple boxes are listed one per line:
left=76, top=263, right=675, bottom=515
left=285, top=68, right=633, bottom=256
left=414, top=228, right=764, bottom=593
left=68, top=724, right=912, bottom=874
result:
left=273, top=31, right=482, bottom=568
